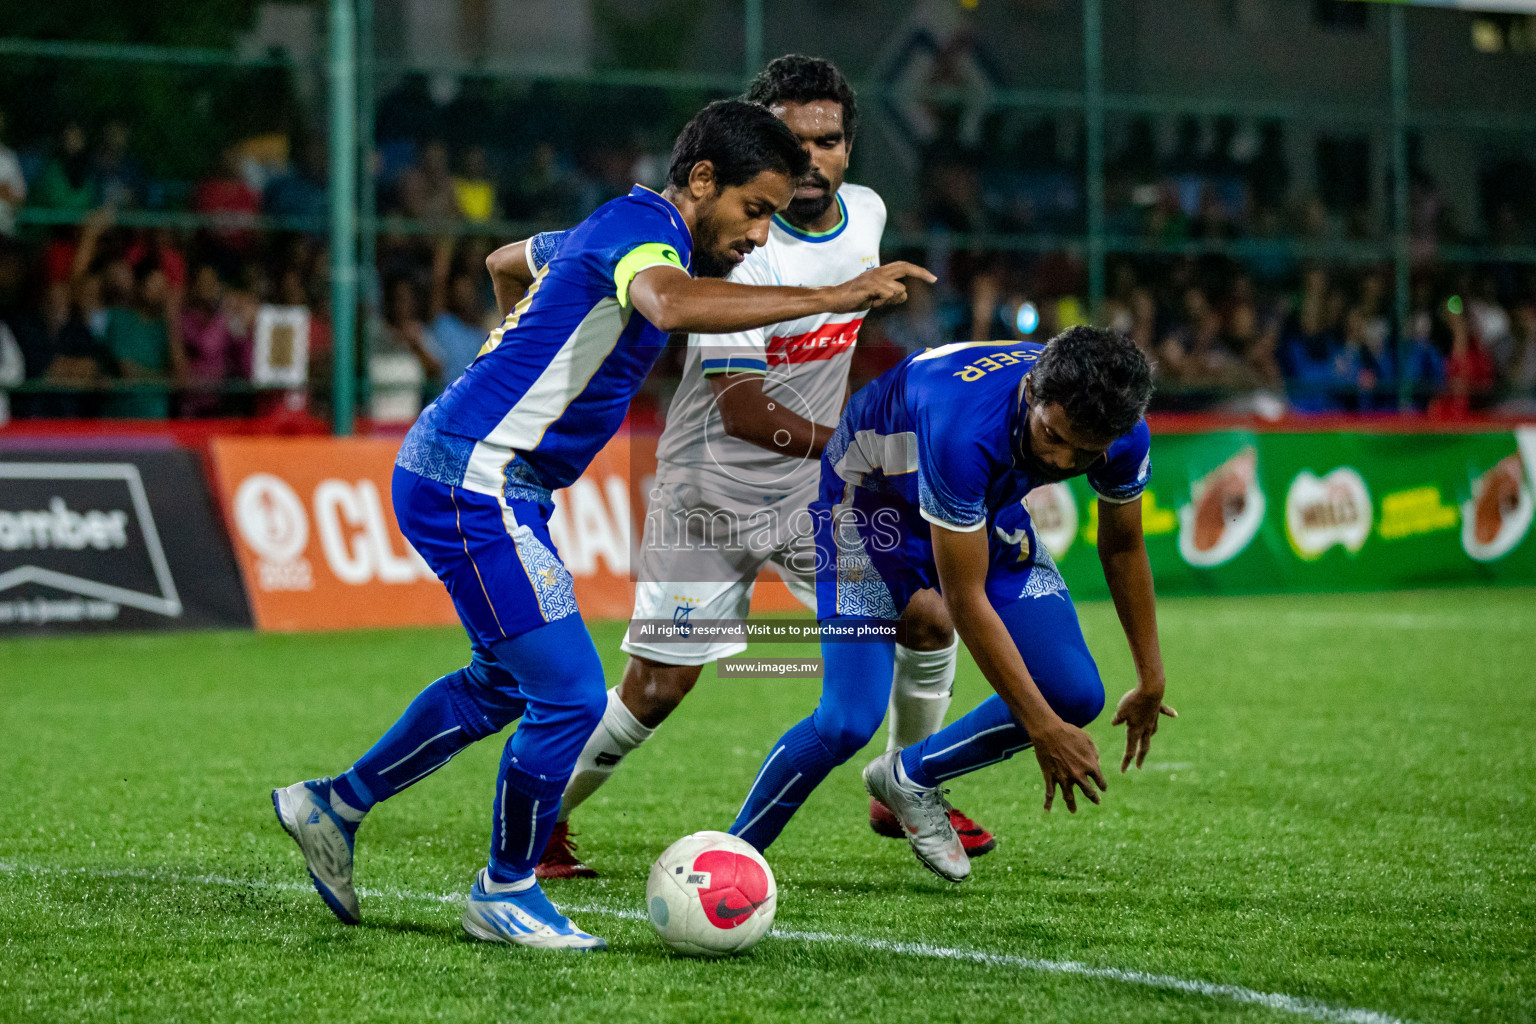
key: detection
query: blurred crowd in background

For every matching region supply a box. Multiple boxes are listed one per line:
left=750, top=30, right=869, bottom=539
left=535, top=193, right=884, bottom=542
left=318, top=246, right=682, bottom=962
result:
left=0, top=82, right=1533, bottom=426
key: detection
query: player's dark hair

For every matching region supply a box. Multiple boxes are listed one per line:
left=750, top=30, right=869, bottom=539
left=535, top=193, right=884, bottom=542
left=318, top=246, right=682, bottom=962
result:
left=1031, top=326, right=1154, bottom=441
left=666, top=100, right=810, bottom=192
left=743, top=54, right=858, bottom=145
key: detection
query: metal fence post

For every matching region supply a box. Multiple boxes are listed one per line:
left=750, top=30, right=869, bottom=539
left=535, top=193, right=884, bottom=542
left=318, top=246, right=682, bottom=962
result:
left=1083, top=0, right=1106, bottom=322
left=329, top=0, right=358, bottom=436
left=357, top=0, right=376, bottom=422
left=1390, top=5, right=1412, bottom=412
left=745, top=0, right=763, bottom=79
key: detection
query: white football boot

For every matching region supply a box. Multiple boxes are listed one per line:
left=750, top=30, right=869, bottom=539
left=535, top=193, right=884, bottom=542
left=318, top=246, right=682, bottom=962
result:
left=271, top=778, right=361, bottom=924
left=862, top=750, right=970, bottom=882
left=462, top=868, right=607, bottom=951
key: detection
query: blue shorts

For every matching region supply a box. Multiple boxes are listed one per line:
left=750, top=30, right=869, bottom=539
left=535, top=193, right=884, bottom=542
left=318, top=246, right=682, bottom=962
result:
left=811, top=484, right=1066, bottom=622
left=391, top=466, right=580, bottom=647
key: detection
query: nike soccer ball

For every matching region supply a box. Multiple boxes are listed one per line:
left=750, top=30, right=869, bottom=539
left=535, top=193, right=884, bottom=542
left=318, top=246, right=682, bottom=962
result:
left=646, top=830, right=777, bottom=957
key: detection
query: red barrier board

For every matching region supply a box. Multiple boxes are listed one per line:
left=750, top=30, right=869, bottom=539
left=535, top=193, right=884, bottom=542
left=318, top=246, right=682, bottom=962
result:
left=206, top=434, right=801, bottom=633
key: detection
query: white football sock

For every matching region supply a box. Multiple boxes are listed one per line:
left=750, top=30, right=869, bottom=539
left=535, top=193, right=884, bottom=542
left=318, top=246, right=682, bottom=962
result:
left=894, top=751, right=928, bottom=795
left=481, top=870, right=537, bottom=894
left=327, top=787, right=366, bottom=824
left=887, top=638, right=959, bottom=751
left=557, top=687, right=656, bottom=822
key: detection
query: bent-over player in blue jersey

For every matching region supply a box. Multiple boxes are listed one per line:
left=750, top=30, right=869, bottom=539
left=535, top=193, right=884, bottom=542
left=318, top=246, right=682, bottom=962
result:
left=270, top=100, right=935, bottom=949
left=728, top=327, right=1178, bottom=881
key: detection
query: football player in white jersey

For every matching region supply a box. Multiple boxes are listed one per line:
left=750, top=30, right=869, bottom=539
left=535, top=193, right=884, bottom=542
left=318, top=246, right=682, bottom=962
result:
left=489, top=57, right=995, bottom=877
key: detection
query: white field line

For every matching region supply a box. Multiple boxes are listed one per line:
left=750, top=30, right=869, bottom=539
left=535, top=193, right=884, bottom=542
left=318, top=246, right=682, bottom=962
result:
left=1281, top=612, right=1529, bottom=631
left=0, top=861, right=1413, bottom=1024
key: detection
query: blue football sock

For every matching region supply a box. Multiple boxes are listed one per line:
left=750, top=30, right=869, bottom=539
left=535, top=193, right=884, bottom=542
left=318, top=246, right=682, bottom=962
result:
left=900, top=695, right=1030, bottom=788
left=729, top=622, right=895, bottom=851
left=900, top=592, right=1106, bottom=789
left=333, top=648, right=525, bottom=813
left=729, top=716, right=840, bottom=851
left=488, top=755, right=568, bottom=884
left=482, top=616, right=607, bottom=882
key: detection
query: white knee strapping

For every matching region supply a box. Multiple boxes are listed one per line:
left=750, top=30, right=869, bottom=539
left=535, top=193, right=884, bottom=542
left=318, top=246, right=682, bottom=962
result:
left=887, top=638, right=960, bottom=751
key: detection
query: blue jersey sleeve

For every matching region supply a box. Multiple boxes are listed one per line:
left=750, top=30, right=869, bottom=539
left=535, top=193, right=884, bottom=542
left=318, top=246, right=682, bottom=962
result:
left=526, top=230, right=567, bottom=272
left=576, top=202, right=691, bottom=307
left=1086, top=418, right=1152, bottom=503
left=915, top=403, right=992, bottom=532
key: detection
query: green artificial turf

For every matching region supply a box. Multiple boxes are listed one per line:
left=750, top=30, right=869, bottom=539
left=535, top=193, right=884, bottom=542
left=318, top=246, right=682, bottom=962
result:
left=1, top=589, right=1532, bottom=1023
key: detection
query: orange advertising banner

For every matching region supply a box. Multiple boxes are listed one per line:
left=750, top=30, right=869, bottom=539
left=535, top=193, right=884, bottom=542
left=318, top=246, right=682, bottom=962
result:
left=207, top=437, right=459, bottom=632
left=207, top=434, right=800, bottom=632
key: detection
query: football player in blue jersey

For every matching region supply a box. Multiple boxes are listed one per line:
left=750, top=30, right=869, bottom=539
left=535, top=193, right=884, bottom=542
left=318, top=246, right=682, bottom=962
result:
left=270, top=99, right=935, bottom=950
left=488, top=56, right=997, bottom=880
left=728, top=327, right=1178, bottom=882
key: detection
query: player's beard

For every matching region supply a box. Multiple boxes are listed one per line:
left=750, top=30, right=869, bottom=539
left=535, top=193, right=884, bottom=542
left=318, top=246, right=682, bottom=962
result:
left=1019, top=447, right=1072, bottom=484
left=1016, top=427, right=1074, bottom=484
left=785, top=172, right=835, bottom=225
left=692, top=244, right=737, bottom=280
left=690, top=208, right=739, bottom=279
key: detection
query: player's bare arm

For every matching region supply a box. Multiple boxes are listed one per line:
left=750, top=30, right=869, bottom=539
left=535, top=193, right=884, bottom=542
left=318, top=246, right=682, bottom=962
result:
left=1097, top=495, right=1178, bottom=771
left=626, top=260, right=931, bottom=335
left=486, top=239, right=533, bottom=317
left=708, top=371, right=837, bottom=458
left=930, top=521, right=1107, bottom=812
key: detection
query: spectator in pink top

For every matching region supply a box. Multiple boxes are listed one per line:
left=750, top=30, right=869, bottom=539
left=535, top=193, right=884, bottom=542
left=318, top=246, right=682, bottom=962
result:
left=178, top=263, right=252, bottom=417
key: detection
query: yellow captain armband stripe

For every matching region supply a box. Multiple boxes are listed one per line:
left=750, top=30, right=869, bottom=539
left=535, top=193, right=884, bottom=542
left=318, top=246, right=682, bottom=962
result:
left=614, top=242, right=688, bottom=307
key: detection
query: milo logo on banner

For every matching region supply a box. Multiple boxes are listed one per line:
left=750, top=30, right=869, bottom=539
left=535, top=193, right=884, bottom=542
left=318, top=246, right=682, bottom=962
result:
left=1178, top=447, right=1265, bottom=568
left=1285, top=468, right=1372, bottom=560
left=1462, top=452, right=1533, bottom=562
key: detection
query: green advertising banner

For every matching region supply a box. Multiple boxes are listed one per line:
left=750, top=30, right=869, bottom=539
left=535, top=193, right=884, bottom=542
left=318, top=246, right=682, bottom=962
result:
left=1031, top=427, right=1536, bottom=599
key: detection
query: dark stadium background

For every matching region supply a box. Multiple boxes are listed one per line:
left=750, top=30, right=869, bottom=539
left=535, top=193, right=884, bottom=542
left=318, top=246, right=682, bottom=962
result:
left=2, top=5, right=1535, bottom=1023
left=0, top=0, right=1533, bottom=434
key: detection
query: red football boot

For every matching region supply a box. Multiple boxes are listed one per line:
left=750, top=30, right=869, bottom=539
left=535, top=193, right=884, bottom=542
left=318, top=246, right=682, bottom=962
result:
left=869, top=797, right=997, bottom=857
left=869, top=796, right=904, bottom=838
left=535, top=821, right=600, bottom=879
left=945, top=804, right=997, bottom=857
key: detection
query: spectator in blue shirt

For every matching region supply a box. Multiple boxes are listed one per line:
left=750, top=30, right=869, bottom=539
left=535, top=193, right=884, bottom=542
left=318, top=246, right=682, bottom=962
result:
left=1280, top=269, right=1354, bottom=412
left=264, top=137, right=328, bottom=222
left=427, top=262, right=488, bottom=385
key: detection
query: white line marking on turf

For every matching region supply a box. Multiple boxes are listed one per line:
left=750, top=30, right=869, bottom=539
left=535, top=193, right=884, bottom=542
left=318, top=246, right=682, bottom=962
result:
left=0, top=862, right=1413, bottom=1024
left=761, top=927, right=1411, bottom=1024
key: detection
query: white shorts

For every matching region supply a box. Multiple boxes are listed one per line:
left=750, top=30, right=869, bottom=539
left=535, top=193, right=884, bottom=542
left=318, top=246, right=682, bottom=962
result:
left=620, top=467, right=818, bottom=666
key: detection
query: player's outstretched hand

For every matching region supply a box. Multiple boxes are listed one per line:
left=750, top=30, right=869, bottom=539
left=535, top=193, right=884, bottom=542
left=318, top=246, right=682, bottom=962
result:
left=1032, top=717, right=1106, bottom=813
left=1110, top=687, right=1178, bottom=772
left=824, top=261, right=937, bottom=313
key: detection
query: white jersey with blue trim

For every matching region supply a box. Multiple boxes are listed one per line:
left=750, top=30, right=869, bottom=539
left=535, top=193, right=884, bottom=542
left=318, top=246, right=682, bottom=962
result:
left=656, top=182, right=886, bottom=498
left=825, top=339, right=1151, bottom=540
left=397, top=186, right=692, bottom=503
